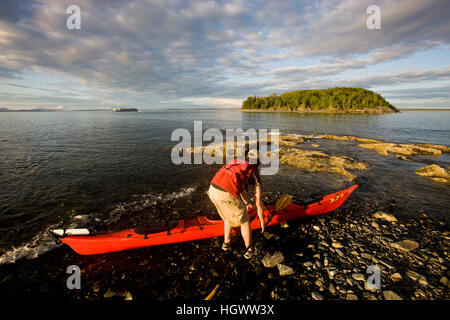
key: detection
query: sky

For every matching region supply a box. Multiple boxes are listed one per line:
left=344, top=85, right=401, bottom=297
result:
left=0, top=0, right=449, bottom=110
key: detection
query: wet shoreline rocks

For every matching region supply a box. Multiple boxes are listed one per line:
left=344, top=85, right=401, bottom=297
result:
left=415, top=164, right=450, bottom=185
left=0, top=188, right=448, bottom=301
left=278, top=147, right=369, bottom=180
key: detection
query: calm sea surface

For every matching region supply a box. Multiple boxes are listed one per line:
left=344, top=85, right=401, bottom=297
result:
left=0, top=109, right=449, bottom=263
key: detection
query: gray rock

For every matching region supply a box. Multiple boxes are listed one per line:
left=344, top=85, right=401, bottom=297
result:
left=352, top=273, right=365, bottom=281
left=262, top=251, right=284, bottom=268
left=390, top=240, right=419, bottom=252
left=328, top=283, right=336, bottom=294
left=277, top=263, right=294, bottom=276
left=406, top=270, right=428, bottom=286
left=347, top=293, right=358, bottom=300
left=373, top=211, right=398, bottom=223
left=390, top=273, right=403, bottom=282
left=383, top=291, right=403, bottom=300
left=361, top=253, right=373, bottom=260
left=332, top=242, right=343, bottom=249
left=440, top=276, right=449, bottom=287
left=311, top=291, right=324, bottom=300
left=326, top=268, right=337, bottom=279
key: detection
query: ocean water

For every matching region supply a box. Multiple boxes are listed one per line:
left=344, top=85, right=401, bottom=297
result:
left=0, top=109, right=449, bottom=264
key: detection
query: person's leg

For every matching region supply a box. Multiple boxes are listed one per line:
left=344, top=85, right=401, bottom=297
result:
left=240, top=221, right=252, bottom=249
left=224, top=220, right=233, bottom=244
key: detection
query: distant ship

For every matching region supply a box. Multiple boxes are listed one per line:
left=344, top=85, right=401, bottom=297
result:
left=113, top=107, right=138, bottom=112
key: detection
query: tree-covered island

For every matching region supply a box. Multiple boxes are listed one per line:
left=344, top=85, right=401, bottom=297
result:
left=242, top=87, right=399, bottom=113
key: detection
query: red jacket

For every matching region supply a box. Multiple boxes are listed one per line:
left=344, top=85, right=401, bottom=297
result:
left=211, top=160, right=259, bottom=198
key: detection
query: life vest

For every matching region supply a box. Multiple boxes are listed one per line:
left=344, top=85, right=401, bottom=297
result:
left=211, top=160, right=259, bottom=198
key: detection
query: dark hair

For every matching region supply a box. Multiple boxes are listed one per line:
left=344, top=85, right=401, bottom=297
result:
left=245, top=145, right=260, bottom=166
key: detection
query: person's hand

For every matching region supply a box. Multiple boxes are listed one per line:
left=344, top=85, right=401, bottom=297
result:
left=260, top=219, right=266, bottom=233
left=246, top=203, right=255, bottom=212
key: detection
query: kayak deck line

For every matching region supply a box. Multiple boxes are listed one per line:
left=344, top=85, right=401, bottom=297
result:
left=53, top=184, right=358, bottom=255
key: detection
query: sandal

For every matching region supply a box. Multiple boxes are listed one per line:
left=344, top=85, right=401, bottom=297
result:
left=222, top=241, right=232, bottom=251
left=244, top=246, right=259, bottom=259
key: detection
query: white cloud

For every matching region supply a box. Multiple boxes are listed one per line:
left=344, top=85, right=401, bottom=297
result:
left=0, top=0, right=449, bottom=109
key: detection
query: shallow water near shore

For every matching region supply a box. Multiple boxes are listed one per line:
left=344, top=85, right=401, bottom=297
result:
left=0, top=109, right=448, bottom=300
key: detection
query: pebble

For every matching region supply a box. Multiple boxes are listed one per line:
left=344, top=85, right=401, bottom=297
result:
left=262, top=251, right=284, bottom=268
left=352, top=273, right=365, bottom=281
left=391, top=240, right=419, bottom=252
left=390, top=273, right=403, bottom=282
left=440, top=276, right=449, bottom=287
left=280, top=221, right=289, bottom=228
left=328, top=283, right=336, bottom=294
left=332, top=242, right=343, bottom=249
left=406, top=270, right=428, bottom=286
left=373, top=211, right=398, bottom=223
left=311, top=291, right=324, bottom=300
left=326, top=268, right=337, bottom=279
left=371, top=221, right=380, bottom=230
left=346, top=293, right=358, bottom=300
left=277, top=264, right=294, bottom=276
left=383, top=291, right=403, bottom=300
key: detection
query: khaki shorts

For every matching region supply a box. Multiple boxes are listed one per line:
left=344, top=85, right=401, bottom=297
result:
left=207, top=185, right=248, bottom=227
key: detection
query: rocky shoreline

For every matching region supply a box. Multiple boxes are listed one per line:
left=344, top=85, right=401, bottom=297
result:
left=0, top=184, right=448, bottom=301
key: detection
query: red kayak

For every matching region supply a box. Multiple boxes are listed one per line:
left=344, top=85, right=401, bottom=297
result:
left=51, top=185, right=357, bottom=255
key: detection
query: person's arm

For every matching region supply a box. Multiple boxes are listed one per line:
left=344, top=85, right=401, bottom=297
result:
left=255, top=183, right=265, bottom=233
left=240, top=190, right=253, bottom=212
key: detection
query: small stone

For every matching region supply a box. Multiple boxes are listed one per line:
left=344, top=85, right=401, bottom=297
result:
left=315, top=279, right=324, bottom=287
left=263, top=232, right=274, bottom=240
left=332, top=242, right=343, bottom=249
left=347, top=293, right=358, bottom=300
left=277, top=263, right=294, bottom=276
left=440, top=276, right=449, bottom=287
left=361, top=253, right=373, bottom=260
left=373, top=211, right=398, bottom=223
left=335, top=249, right=344, bottom=257
left=390, top=273, right=403, bottom=282
left=262, top=251, right=284, bottom=268
left=313, top=225, right=320, bottom=231
left=311, top=291, right=324, bottom=300
left=280, top=221, right=289, bottom=228
left=406, top=270, right=428, bottom=286
left=352, top=273, right=365, bottom=281
left=326, top=268, right=337, bottom=279
left=319, top=241, right=329, bottom=247
left=371, top=221, right=380, bottom=230
left=328, top=283, right=336, bottom=294
left=379, top=260, right=395, bottom=269
left=391, top=240, right=419, bottom=252
left=383, top=291, right=403, bottom=300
